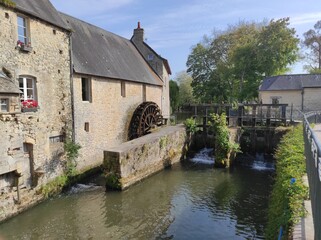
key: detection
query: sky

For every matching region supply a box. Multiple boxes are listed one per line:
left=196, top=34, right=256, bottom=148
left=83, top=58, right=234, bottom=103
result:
left=50, top=0, right=321, bottom=78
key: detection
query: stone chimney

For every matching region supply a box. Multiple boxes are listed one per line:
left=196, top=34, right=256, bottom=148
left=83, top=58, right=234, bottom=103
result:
left=132, top=21, right=144, bottom=42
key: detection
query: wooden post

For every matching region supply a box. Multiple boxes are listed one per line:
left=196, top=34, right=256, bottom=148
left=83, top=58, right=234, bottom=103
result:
left=281, top=105, right=286, bottom=125
left=252, top=106, right=257, bottom=127
left=267, top=106, right=271, bottom=127
left=238, top=106, right=243, bottom=126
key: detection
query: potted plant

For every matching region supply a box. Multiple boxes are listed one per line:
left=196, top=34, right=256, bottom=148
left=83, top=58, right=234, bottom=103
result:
left=16, top=40, right=32, bottom=52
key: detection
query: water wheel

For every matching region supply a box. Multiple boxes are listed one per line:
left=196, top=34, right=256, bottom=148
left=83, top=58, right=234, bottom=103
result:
left=128, top=102, right=163, bottom=140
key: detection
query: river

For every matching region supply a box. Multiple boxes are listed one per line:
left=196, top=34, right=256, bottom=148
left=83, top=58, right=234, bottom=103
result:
left=0, top=149, right=274, bottom=240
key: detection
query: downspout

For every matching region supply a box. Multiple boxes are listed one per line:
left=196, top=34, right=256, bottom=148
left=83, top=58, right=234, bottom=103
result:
left=68, top=31, right=76, bottom=142
left=301, top=88, right=304, bottom=111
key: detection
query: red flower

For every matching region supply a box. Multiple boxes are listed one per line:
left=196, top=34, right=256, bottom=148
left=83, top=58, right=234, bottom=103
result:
left=21, top=100, right=38, bottom=108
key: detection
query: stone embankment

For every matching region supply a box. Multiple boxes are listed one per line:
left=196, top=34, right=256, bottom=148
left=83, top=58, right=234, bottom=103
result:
left=103, top=125, right=188, bottom=190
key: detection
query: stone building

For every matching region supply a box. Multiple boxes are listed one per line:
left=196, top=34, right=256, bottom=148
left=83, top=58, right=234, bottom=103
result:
left=0, top=0, right=71, bottom=219
left=259, top=74, right=321, bottom=118
left=60, top=13, right=171, bottom=170
left=0, top=0, right=171, bottom=221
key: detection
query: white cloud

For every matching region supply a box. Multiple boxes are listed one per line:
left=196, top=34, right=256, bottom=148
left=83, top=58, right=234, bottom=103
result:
left=291, top=12, right=321, bottom=26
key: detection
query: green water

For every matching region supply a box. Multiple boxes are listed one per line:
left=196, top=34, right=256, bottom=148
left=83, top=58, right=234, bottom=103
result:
left=0, top=159, right=273, bottom=240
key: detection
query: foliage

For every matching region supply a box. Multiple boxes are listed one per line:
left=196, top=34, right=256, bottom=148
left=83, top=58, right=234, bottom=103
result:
left=209, top=113, right=240, bottom=167
left=302, top=20, right=321, bottom=72
left=64, top=139, right=81, bottom=176
left=39, top=175, right=68, bottom=198
left=105, top=172, right=121, bottom=190
left=0, top=0, right=16, bottom=7
left=184, top=117, right=197, bottom=134
left=187, top=18, right=299, bottom=103
left=169, top=80, right=179, bottom=112
left=175, top=71, right=197, bottom=106
left=265, top=125, right=309, bottom=239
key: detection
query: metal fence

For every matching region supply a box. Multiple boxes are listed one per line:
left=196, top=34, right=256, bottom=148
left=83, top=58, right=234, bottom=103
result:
left=302, top=111, right=321, bottom=240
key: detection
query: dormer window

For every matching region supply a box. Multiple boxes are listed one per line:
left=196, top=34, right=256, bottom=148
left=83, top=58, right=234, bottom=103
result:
left=0, top=99, right=8, bottom=113
left=147, top=54, right=154, bottom=60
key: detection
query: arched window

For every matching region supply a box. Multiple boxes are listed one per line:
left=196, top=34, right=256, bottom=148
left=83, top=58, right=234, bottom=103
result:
left=19, top=76, right=37, bottom=101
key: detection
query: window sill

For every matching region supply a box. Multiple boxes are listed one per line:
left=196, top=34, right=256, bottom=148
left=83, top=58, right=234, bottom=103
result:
left=16, top=45, right=33, bottom=53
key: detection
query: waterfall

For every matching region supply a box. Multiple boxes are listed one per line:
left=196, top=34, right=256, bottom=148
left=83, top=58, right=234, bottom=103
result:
left=190, top=148, right=215, bottom=165
left=251, top=153, right=275, bottom=171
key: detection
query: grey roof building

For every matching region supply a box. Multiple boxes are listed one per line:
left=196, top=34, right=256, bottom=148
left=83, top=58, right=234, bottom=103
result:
left=259, top=74, right=321, bottom=91
left=60, top=13, right=163, bottom=86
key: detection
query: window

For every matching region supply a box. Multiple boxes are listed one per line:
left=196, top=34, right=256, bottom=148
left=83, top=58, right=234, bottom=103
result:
left=147, top=54, right=154, bottom=60
left=271, top=97, right=280, bottom=105
left=84, top=122, right=89, bottom=132
left=17, top=16, right=30, bottom=44
left=81, top=78, right=91, bottom=101
left=121, top=81, right=126, bottom=97
left=19, top=76, right=36, bottom=101
left=0, top=99, right=8, bottom=112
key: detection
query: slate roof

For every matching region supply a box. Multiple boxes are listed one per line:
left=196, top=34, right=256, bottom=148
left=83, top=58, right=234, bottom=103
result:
left=10, top=0, right=68, bottom=30
left=259, top=74, right=321, bottom=91
left=59, top=13, right=163, bottom=86
left=0, top=71, right=21, bottom=94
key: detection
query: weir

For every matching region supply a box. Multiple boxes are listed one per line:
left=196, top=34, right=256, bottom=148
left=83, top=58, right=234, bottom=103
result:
left=103, top=125, right=188, bottom=190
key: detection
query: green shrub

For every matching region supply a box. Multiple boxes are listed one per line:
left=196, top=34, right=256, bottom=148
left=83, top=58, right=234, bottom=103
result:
left=209, top=113, right=240, bottom=167
left=265, top=124, right=308, bottom=239
left=184, top=117, right=197, bottom=134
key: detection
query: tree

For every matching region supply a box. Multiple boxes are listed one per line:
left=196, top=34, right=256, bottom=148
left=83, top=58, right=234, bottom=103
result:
left=187, top=18, right=299, bottom=103
left=175, top=71, right=197, bottom=106
left=169, top=80, right=179, bottom=112
left=303, top=20, right=321, bottom=72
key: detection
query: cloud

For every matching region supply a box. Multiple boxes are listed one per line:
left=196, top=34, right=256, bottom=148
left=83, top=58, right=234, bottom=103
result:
left=291, top=12, right=321, bottom=26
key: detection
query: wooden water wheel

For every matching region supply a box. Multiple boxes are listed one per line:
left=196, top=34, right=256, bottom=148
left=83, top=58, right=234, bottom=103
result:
left=128, top=102, right=163, bottom=140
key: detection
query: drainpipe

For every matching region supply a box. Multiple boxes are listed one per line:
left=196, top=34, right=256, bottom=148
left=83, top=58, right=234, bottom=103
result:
left=301, top=88, right=304, bottom=111
left=68, top=31, right=76, bottom=142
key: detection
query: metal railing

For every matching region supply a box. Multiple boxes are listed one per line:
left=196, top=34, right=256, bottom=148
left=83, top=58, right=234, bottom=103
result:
left=302, top=111, right=321, bottom=240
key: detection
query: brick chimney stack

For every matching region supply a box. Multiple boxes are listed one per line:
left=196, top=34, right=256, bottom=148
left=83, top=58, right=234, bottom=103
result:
left=132, top=21, right=144, bottom=42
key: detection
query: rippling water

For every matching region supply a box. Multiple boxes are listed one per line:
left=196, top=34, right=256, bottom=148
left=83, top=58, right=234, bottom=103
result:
left=0, top=152, right=273, bottom=240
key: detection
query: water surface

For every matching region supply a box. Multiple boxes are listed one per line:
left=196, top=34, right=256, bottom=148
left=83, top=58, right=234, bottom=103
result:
left=0, top=152, right=273, bottom=239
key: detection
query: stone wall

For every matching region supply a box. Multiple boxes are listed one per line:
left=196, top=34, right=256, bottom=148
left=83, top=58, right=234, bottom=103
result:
left=103, top=125, right=188, bottom=190
left=0, top=5, right=71, bottom=221
left=73, top=74, right=164, bottom=170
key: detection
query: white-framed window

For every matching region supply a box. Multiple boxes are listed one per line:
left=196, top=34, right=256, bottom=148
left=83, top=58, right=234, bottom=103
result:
left=19, top=76, right=37, bottom=100
left=0, top=99, right=8, bottom=112
left=81, top=78, right=92, bottom=102
left=17, top=15, right=30, bottom=44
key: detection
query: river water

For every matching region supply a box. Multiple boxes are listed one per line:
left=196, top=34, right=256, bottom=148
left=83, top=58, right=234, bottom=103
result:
left=0, top=149, right=274, bottom=240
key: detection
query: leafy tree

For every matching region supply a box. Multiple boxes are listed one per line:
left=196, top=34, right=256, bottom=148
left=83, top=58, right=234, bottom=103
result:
left=187, top=18, right=299, bottom=103
left=169, top=80, right=179, bottom=112
left=175, top=71, right=197, bottom=106
left=303, top=20, right=321, bottom=72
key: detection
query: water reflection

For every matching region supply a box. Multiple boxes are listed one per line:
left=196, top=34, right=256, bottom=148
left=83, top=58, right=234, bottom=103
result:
left=0, top=157, right=273, bottom=240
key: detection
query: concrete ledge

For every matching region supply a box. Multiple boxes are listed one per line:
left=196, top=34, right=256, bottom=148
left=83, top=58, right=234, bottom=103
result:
left=103, top=125, right=188, bottom=190
left=292, top=175, right=315, bottom=240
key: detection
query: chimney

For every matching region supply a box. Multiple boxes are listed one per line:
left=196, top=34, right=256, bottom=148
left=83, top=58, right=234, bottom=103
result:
left=132, top=21, right=144, bottom=42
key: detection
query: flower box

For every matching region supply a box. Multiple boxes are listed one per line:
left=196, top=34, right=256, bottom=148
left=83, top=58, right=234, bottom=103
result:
left=16, top=40, right=32, bottom=53
left=21, top=100, right=38, bottom=113
left=21, top=107, right=38, bottom=113
left=20, top=45, right=33, bottom=53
